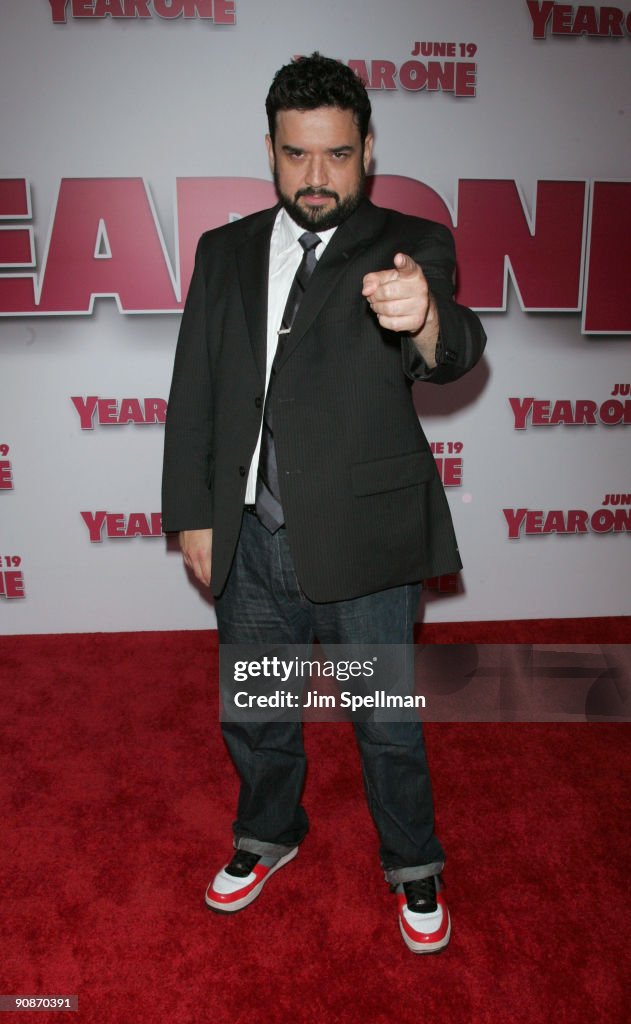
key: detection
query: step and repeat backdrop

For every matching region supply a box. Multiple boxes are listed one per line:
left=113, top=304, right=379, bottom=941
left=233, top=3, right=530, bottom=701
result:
left=1, top=0, right=629, bottom=634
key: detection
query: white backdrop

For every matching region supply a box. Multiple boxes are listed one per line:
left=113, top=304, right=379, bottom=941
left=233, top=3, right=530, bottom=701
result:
left=1, top=0, right=629, bottom=634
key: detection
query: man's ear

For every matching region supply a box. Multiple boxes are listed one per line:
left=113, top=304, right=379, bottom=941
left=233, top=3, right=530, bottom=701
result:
left=363, top=133, right=374, bottom=174
left=265, top=134, right=275, bottom=174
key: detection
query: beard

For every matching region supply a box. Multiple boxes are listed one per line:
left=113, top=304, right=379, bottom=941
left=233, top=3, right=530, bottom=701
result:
left=274, top=167, right=365, bottom=231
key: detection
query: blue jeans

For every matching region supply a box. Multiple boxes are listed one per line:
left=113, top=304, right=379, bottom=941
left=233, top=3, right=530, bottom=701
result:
left=215, top=510, right=445, bottom=884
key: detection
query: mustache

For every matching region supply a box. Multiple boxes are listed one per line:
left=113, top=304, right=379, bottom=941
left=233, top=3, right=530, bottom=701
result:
left=295, top=187, right=340, bottom=202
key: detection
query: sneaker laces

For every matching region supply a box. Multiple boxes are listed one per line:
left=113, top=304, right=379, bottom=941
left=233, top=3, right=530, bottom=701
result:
left=225, top=850, right=261, bottom=878
left=402, top=876, right=438, bottom=914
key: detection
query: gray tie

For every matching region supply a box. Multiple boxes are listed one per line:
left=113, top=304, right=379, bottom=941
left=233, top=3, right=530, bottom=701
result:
left=255, top=231, right=321, bottom=533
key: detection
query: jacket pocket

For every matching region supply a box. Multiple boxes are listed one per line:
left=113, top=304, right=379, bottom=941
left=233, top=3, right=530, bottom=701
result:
left=351, top=450, right=434, bottom=497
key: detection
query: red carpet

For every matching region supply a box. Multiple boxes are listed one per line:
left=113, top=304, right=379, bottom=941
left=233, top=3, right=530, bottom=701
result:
left=1, top=626, right=630, bottom=1024
left=416, top=616, right=630, bottom=643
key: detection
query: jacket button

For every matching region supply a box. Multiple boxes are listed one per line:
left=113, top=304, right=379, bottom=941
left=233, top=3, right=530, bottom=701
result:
left=255, top=396, right=263, bottom=409
left=239, top=466, right=246, bottom=476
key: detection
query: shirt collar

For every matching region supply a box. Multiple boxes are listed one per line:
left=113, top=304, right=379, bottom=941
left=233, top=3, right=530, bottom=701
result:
left=277, top=207, right=337, bottom=256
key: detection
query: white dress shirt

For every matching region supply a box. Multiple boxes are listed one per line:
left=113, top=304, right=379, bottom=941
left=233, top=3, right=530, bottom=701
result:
left=244, top=208, right=336, bottom=503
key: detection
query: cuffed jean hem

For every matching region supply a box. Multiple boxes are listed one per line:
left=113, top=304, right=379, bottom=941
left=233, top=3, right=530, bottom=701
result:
left=384, top=860, right=445, bottom=885
left=235, top=835, right=299, bottom=858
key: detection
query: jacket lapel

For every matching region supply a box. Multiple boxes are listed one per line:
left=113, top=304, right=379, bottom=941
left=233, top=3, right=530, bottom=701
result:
left=236, top=207, right=278, bottom=384
left=273, top=199, right=387, bottom=370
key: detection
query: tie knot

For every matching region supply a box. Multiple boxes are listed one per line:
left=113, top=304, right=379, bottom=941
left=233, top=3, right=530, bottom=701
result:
left=299, top=231, right=321, bottom=254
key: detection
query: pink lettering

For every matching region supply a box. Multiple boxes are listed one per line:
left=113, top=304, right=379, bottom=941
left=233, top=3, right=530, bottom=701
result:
left=0, top=461, right=13, bottom=489
left=527, top=1, right=556, bottom=38
left=503, top=507, right=528, bottom=539
left=81, top=510, right=107, bottom=542
left=0, top=571, right=25, bottom=599
left=567, top=509, right=589, bottom=532
left=552, top=4, right=575, bottom=31
left=574, top=400, right=598, bottom=423
left=38, top=178, right=176, bottom=313
left=451, top=180, right=586, bottom=310
left=571, top=5, right=600, bottom=32
left=48, top=0, right=70, bottom=22
left=509, top=397, right=535, bottom=429
left=584, top=182, right=631, bottom=332
left=71, top=395, right=99, bottom=429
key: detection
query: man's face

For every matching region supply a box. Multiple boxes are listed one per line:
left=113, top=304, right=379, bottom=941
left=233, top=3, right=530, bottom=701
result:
left=266, top=106, right=373, bottom=231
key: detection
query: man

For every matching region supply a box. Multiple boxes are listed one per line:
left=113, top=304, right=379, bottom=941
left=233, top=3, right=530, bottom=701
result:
left=162, top=53, right=486, bottom=953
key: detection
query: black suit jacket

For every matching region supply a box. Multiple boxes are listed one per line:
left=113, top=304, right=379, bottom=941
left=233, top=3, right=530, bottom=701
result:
left=162, top=198, right=486, bottom=601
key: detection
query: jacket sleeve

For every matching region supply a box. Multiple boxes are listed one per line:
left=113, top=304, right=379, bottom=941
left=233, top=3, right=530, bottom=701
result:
left=161, top=235, right=214, bottom=533
left=401, top=222, right=487, bottom=385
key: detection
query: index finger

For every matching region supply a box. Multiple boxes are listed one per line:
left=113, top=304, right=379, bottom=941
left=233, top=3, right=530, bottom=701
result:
left=362, top=267, right=399, bottom=294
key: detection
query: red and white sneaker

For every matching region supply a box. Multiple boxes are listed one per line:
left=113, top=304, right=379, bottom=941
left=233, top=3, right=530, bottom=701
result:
left=396, top=876, right=451, bottom=953
left=205, top=847, right=298, bottom=913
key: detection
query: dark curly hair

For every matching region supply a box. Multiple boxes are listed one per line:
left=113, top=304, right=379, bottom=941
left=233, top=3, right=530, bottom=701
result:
left=266, top=52, right=372, bottom=145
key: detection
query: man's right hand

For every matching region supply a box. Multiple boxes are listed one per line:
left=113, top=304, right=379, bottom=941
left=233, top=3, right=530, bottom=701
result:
left=179, top=528, right=213, bottom=587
